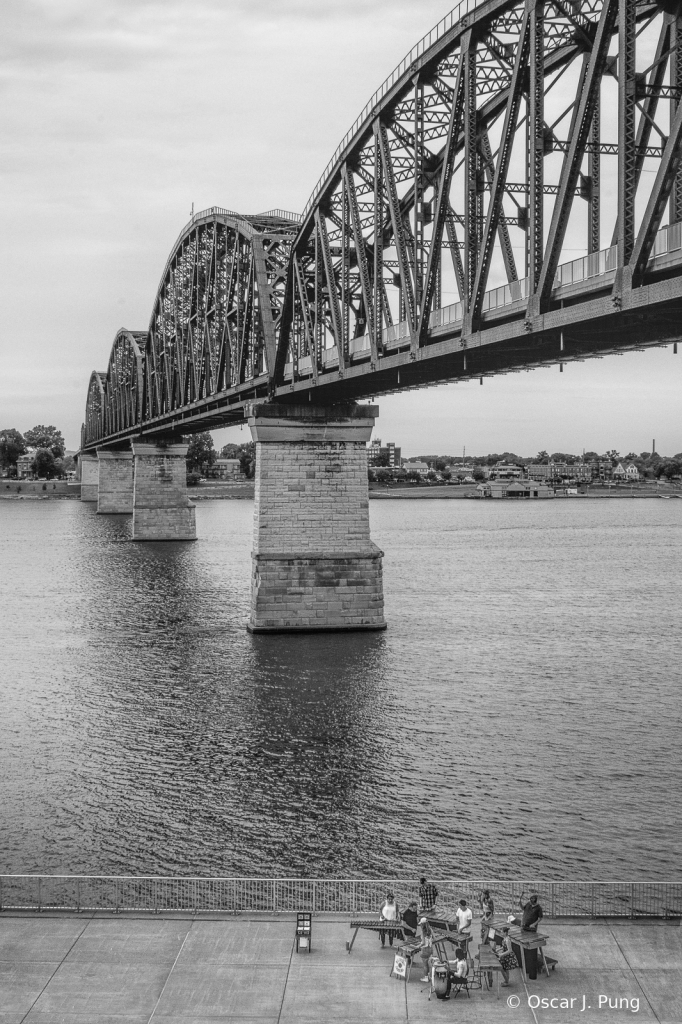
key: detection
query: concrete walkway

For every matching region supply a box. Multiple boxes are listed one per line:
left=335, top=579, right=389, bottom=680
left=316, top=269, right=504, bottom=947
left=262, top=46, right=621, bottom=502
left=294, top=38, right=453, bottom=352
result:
left=0, top=912, right=680, bottom=1023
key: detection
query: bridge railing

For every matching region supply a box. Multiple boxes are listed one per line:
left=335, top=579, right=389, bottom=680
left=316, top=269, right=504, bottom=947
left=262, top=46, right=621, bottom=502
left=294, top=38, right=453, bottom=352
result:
left=0, top=876, right=679, bottom=917
left=284, top=221, right=682, bottom=377
left=300, top=0, right=478, bottom=222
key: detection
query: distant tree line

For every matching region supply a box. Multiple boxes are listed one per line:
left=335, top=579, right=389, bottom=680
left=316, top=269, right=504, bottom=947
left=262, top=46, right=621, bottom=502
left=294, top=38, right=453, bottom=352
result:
left=0, top=425, right=70, bottom=479
left=411, top=449, right=682, bottom=479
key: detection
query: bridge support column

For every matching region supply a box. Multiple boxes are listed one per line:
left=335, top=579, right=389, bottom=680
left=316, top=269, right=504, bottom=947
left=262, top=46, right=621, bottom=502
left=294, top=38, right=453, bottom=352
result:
left=131, top=442, right=196, bottom=541
left=246, top=402, right=386, bottom=634
left=96, top=449, right=133, bottom=513
left=80, top=454, right=99, bottom=502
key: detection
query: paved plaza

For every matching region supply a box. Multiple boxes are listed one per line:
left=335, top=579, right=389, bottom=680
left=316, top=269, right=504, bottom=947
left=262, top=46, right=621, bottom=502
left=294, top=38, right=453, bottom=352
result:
left=0, top=912, right=680, bottom=1023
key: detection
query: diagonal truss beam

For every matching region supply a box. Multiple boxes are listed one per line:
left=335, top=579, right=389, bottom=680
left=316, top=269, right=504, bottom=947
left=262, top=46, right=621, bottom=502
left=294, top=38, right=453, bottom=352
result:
left=629, top=97, right=682, bottom=286
left=471, top=12, right=530, bottom=325
left=315, top=209, right=346, bottom=367
left=418, top=53, right=465, bottom=341
left=376, top=122, right=416, bottom=332
left=536, top=0, right=618, bottom=311
left=343, top=165, right=376, bottom=359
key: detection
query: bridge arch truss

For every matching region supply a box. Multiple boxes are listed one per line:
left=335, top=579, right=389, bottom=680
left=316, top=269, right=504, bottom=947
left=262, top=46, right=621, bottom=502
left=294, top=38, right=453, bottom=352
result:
left=83, top=0, right=682, bottom=450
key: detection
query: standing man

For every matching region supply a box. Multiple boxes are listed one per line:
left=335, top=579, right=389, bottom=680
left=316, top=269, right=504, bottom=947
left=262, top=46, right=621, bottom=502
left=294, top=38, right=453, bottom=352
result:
left=519, top=892, right=543, bottom=932
left=455, top=898, right=473, bottom=935
left=401, top=900, right=419, bottom=940
left=514, top=892, right=544, bottom=979
left=419, top=876, right=439, bottom=915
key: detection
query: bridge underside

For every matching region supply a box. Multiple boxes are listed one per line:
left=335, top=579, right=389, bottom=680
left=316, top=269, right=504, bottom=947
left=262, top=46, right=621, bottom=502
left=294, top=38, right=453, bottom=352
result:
left=86, top=272, right=682, bottom=446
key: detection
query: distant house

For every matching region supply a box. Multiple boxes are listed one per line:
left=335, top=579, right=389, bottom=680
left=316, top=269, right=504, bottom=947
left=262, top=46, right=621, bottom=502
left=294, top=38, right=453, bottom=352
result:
left=612, top=462, right=627, bottom=480
left=624, top=463, right=640, bottom=481
left=405, top=461, right=429, bottom=476
left=214, top=458, right=241, bottom=480
left=16, top=451, right=35, bottom=479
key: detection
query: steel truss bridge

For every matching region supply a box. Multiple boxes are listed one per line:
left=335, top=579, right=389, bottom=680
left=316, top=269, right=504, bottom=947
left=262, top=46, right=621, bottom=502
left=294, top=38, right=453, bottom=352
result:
left=83, top=0, right=682, bottom=450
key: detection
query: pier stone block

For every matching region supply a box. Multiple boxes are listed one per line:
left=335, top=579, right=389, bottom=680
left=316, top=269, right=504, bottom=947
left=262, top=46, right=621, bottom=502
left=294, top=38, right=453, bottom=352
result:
left=80, top=453, right=99, bottom=502
left=96, top=449, right=133, bottom=514
left=246, top=402, right=386, bottom=633
left=131, top=442, right=196, bottom=541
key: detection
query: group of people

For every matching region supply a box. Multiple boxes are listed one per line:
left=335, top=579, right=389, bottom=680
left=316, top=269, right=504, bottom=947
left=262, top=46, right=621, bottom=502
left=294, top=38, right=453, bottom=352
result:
left=377, top=880, right=544, bottom=988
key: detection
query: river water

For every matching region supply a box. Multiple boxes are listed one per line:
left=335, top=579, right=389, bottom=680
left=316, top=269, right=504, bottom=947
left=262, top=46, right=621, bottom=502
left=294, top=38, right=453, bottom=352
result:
left=1, top=496, right=680, bottom=881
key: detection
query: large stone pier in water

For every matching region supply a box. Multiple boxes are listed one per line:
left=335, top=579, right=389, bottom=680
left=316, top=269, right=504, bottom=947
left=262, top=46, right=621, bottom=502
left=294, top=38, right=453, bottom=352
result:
left=79, top=402, right=385, bottom=631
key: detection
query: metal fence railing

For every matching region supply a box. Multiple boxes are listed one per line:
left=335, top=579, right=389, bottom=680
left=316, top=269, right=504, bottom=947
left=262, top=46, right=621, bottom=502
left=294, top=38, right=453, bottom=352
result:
left=1, top=876, right=680, bottom=917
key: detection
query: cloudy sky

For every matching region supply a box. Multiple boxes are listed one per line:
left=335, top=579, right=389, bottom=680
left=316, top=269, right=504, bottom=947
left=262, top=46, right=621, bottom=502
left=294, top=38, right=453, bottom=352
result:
left=2, top=0, right=681, bottom=457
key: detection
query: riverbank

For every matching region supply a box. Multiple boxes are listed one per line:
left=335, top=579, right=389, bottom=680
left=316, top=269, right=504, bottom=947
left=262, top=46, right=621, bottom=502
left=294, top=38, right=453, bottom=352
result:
left=1, top=480, right=80, bottom=499
left=369, top=486, right=682, bottom=499
left=0, top=910, right=678, bottom=1020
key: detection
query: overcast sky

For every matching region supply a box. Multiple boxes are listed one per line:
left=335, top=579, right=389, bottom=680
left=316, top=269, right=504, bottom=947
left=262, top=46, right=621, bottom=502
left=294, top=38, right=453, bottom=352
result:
left=2, top=0, right=681, bottom=457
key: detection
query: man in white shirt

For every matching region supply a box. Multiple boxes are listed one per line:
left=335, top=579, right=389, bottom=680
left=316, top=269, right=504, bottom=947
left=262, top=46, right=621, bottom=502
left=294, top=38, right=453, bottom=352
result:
left=455, top=898, right=473, bottom=934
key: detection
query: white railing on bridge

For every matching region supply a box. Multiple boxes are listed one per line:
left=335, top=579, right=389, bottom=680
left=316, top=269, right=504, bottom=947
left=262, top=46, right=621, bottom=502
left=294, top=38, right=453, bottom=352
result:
left=1, top=875, right=679, bottom=918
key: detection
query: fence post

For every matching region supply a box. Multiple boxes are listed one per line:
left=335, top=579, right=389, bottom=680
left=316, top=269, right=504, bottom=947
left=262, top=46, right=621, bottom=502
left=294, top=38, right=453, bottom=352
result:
left=313, top=881, right=317, bottom=916
left=591, top=884, right=596, bottom=918
left=76, top=879, right=81, bottom=914
left=38, top=877, right=42, bottom=913
left=550, top=883, right=555, bottom=918
left=630, top=884, right=635, bottom=920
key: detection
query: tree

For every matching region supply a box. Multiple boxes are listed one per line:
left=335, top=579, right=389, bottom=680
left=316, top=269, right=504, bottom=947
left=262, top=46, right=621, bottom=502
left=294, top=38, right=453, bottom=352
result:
left=220, top=443, right=243, bottom=459
left=239, top=441, right=256, bottom=478
left=186, top=432, right=216, bottom=475
left=472, top=466, right=486, bottom=481
left=24, top=425, right=65, bottom=458
left=536, top=450, right=549, bottom=464
left=0, top=428, right=27, bottom=473
left=31, top=448, right=57, bottom=479
left=605, top=449, right=620, bottom=464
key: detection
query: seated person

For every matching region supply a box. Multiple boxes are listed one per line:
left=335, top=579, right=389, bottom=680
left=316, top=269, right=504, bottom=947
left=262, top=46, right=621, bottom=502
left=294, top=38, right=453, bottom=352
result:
left=401, top=900, right=419, bottom=940
left=452, top=947, right=468, bottom=980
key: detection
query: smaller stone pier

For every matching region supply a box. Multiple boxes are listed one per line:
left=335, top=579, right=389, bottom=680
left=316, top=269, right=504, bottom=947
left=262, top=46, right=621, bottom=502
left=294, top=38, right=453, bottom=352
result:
left=247, top=402, right=386, bottom=633
left=79, top=453, right=99, bottom=502
left=131, top=442, right=196, bottom=541
left=97, top=449, right=133, bottom=514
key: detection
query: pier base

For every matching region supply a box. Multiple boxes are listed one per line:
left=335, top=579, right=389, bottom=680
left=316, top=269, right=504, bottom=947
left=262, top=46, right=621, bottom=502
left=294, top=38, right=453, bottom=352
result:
left=97, top=450, right=133, bottom=514
left=80, top=454, right=99, bottom=502
left=131, top=442, right=196, bottom=541
left=246, top=402, right=386, bottom=633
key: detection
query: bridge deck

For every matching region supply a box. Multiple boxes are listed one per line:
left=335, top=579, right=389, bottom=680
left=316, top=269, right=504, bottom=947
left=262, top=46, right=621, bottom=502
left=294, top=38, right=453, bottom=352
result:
left=1, top=910, right=679, bottom=1020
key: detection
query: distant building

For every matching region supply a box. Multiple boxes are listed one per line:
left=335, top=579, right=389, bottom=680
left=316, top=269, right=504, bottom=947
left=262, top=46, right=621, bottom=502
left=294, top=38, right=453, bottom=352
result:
left=368, top=439, right=401, bottom=468
left=477, top=480, right=554, bottom=499
left=488, top=461, right=524, bottom=480
left=527, top=461, right=592, bottom=483
left=625, top=463, right=640, bottom=481
left=612, top=462, right=627, bottom=480
left=405, top=461, right=429, bottom=476
left=214, top=458, right=241, bottom=480
left=16, top=451, right=35, bottom=479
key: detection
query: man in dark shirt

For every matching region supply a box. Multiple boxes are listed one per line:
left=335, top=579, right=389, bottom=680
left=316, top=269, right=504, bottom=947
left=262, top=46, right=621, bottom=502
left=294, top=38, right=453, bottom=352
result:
left=520, top=893, right=543, bottom=932
left=419, top=876, right=439, bottom=914
left=401, top=900, right=419, bottom=939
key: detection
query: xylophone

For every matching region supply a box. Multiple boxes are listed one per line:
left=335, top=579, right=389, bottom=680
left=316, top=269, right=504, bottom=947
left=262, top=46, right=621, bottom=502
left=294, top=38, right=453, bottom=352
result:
left=347, top=919, right=411, bottom=953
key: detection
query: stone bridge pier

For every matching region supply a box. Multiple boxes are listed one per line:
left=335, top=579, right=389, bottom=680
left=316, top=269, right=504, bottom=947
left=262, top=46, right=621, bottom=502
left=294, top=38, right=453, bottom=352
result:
left=130, top=441, right=196, bottom=541
left=246, top=402, right=386, bottom=633
left=96, top=448, right=133, bottom=514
